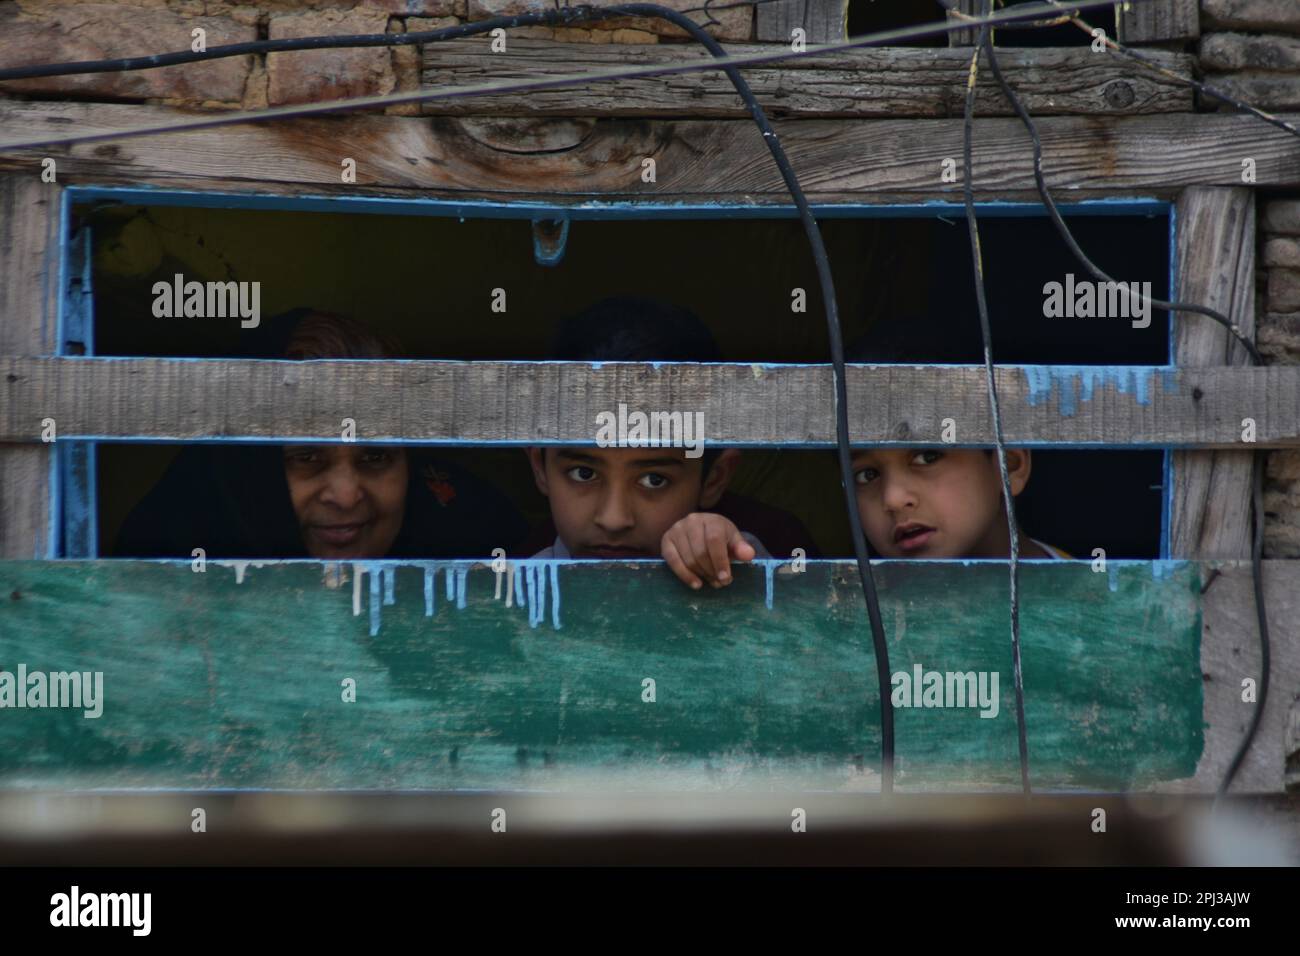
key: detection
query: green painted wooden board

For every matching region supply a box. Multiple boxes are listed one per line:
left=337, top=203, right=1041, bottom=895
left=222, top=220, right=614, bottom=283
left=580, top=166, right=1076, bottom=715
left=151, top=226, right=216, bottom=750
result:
left=0, top=560, right=1202, bottom=791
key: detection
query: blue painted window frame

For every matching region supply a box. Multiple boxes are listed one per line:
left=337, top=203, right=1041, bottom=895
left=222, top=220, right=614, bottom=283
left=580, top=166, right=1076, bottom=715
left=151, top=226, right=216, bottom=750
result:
left=54, top=186, right=1177, bottom=559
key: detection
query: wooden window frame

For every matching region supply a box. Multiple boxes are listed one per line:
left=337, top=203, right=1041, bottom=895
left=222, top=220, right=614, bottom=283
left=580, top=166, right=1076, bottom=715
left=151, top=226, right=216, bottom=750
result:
left=14, top=184, right=1182, bottom=559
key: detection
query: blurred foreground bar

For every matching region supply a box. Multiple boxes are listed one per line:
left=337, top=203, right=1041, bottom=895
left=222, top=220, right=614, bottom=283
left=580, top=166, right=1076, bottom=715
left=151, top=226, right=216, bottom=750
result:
left=0, top=792, right=1296, bottom=866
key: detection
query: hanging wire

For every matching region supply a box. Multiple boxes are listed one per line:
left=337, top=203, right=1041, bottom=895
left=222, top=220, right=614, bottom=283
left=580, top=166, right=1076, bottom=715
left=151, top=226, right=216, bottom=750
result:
left=578, top=1, right=897, bottom=794
left=955, top=0, right=1276, bottom=799
left=962, top=0, right=1031, bottom=794
left=0, top=0, right=1125, bottom=90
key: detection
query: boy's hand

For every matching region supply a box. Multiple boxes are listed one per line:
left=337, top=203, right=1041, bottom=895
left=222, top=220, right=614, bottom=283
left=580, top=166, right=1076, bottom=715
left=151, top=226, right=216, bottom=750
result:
left=661, top=513, right=756, bottom=590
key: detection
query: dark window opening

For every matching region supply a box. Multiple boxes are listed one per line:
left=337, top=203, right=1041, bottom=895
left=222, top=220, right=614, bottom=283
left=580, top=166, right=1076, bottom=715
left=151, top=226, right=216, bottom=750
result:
left=847, top=0, right=948, bottom=47
left=846, top=1, right=1116, bottom=49
left=76, top=200, right=1171, bottom=561
left=991, top=0, right=1115, bottom=48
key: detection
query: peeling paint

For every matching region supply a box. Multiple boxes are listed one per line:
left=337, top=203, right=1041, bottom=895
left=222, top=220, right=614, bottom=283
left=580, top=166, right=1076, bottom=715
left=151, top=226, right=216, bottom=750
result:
left=550, top=563, right=562, bottom=630
left=1150, top=560, right=1183, bottom=581
left=369, top=563, right=381, bottom=637
left=526, top=563, right=545, bottom=628
left=1022, top=365, right=1158, bottom=417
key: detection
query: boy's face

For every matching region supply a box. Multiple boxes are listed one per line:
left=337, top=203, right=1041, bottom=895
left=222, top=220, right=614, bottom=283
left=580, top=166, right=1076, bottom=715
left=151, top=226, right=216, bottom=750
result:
left=850, top=448, right=1031, bottom=559
left=526, top=447, right=736, bottom=558
left=283, top=445, right=408, bottom=558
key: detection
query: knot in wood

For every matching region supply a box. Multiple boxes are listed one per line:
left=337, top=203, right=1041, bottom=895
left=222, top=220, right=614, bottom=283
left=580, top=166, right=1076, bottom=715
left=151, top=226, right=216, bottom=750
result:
left=1103, top=80, right=1135, bottom=110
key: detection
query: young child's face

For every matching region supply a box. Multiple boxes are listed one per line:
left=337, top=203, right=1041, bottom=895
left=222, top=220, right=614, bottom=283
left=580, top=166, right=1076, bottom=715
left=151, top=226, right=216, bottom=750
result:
left=527, top=447, right=731, bottom=558
left=850, top=448, right=1030, bottom=558
left=283, top=445, right=408, bottom=558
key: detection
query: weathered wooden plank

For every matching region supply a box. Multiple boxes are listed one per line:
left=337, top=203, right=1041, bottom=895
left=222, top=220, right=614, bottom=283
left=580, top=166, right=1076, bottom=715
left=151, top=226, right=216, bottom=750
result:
left=755, top=0, right=846, bottom=44
left=419, top=40, right=1193, bottom=117
left=1, top=103, right=1299, bottom=203
left=0, top=174, right=59, bottom=560
left=0, top=559, right=1209, bottom=790
left=1171, top=187, right=1256, bottom=559
left=1, top=358, right=1297, bottom=448
left=1117, top=0, right=1199, bottom=43
left=1171, top=562, right=1300, bottom=794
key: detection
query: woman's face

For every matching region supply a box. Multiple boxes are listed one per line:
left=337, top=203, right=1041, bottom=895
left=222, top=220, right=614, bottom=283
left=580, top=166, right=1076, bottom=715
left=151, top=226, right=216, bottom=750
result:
left=282, top=445, right=408, bottom=558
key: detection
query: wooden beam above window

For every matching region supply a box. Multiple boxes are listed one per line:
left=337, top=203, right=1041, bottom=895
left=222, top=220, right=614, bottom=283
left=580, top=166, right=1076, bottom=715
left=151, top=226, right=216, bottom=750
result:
left=418, top=41, right=1193, bottom=117
left=1, top=104, right=1297, bottom=203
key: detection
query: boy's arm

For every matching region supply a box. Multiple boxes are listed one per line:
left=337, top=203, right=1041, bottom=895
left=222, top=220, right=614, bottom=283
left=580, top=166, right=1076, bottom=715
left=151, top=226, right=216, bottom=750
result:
left=661, top=512, right=757, bottom=589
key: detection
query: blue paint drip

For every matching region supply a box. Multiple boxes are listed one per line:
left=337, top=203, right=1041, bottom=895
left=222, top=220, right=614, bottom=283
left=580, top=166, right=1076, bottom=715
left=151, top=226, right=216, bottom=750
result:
left=522, top=564, right=533, bottom=625
left=383, top=566, right=396, bottom=605
left=530, top=564, right=546, bottom=629
left=514, top=564, right=524, bottom=612
left=549, top=562, right=562, bottom=630
left=368, top=564, right=381, bottom=637
left=423, top=566, right=435, bottom=617
left=456, top=566, right=468, bottom=609
left=1107, top=563, right=1120, bottom=593
left=445, top=566, right=455, bottom=602
left=1022, top=366, right=1156, bottom=417
left=1150, top=560, right=1180, bottom=581
left=1057, top=374, right=1077, bottom=418
left=764, top=562, right=776, bottom=611
left=536, top=564, right=546, bottom=628
left=1024, top=367, right=1052, bottom=408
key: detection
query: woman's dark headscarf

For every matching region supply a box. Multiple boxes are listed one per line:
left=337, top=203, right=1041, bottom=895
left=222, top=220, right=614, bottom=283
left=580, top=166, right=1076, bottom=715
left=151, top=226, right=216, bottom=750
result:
left=113, top=308, right=526, bottom=559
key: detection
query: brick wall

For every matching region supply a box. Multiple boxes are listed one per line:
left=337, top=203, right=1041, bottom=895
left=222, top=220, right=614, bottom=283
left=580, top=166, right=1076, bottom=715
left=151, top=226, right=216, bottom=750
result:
left=1200, top=1, right=1300, bottom=555
left=1259, top=201, right=1300, bottom=556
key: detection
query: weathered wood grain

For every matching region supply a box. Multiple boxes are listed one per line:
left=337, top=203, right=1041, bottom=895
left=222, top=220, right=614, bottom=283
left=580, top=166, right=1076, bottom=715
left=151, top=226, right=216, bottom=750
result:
left=0, top=559, right=1209, bottom=791
left=0, top=357, right=1296, bottom=448
left=755, top=0, right=846, bottom=44
left=0, top=175, right=59, bottom=560
left=1171, top=561, right=1300, bottom=794
left=419, top=40, right=1193, bottom=117
left=1, top=103, right=1298, bottom=203
left=1117, top=0, right=1199, bottom=43
left=1171, top=187, right=1256, bottom=559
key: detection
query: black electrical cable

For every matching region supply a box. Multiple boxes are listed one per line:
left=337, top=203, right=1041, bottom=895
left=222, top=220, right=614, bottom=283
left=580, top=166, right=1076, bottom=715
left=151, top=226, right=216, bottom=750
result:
left=1223, top=450, right=1271, bottom=797
left=979, top=5, right=1274, bottom=797
left=963, top=0, right=1031, bottom=794
left=0, top=2, right=1139, bottom=156
left=0, top=0, right=1126, bottom=85
left=610, top=2, right=897, bottom=793
left=0, top=2, right=904, bottom=791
